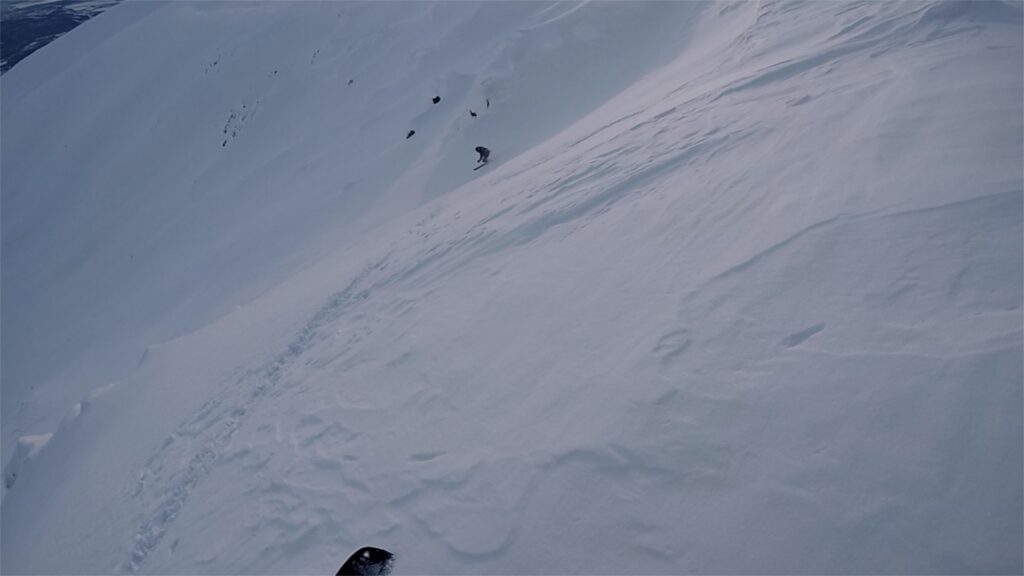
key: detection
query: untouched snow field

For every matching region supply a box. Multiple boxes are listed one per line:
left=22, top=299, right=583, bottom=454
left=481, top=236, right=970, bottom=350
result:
left=2, top=1, right=1021, bottom=573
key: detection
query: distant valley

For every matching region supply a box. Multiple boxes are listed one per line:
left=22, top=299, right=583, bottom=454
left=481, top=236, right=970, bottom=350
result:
left=1, top=0, right=119, bottom=73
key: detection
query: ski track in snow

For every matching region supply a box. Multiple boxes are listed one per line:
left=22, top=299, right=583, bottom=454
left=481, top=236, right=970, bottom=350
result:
left=127, top=254, right=394, bottom=571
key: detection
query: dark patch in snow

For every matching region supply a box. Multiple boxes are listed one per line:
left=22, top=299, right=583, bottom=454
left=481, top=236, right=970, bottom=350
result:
left=0, top=0, right=121, bottom=73
left=780, top=323, right=826, bottom=348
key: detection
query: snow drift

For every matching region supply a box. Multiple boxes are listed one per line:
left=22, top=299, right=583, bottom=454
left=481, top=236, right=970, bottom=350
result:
left=2, top=1, right=1021, bottom=573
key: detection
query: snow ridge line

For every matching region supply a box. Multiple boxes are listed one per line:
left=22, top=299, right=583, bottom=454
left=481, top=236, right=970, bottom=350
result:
left=707, top=189, right=1022, bottom=284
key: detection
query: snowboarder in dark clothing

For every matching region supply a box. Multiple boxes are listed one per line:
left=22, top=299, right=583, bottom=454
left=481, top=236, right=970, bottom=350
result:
left=336, top=547, right=393, bottom=576
left=475, top=146, right=490, bottom=164
left=406, top=130, right=416, bottom=139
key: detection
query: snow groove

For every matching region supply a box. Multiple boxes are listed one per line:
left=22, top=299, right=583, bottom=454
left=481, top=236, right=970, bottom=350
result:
left=126, top=255, right=392, bottom=572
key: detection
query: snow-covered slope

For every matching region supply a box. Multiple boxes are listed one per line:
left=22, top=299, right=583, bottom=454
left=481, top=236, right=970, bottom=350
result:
left=2, top=1, right=1021, bottom=573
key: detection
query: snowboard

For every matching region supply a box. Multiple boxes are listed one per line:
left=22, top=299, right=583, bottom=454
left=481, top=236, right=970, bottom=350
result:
left=336, top=547, right=394, bottom=576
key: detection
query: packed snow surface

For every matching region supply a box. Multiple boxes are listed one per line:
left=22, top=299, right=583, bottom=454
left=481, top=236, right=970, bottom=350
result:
left=2, top=1, right=1021, bottom=573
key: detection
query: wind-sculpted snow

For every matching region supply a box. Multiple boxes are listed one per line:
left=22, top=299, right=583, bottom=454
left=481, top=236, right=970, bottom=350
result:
left=2, top=1, right=1021, bottom=574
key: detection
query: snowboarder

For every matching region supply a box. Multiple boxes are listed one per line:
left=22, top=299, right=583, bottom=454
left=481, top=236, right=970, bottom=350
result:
left=406, top=130, right=416, bottom=139
left=432, top=95, right=441, bottom=104
left=336, top=547, right=394, bottom=576
left=469, top=110, right=477, bottom=117
left=475, top=146, right=490, bottom=164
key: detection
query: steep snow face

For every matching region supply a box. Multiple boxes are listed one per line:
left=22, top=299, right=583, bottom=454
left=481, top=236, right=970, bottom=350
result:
left=2, top=1, right=1021, bottom=574
left=1, top=0, right=700, bottom=452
